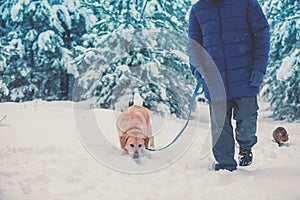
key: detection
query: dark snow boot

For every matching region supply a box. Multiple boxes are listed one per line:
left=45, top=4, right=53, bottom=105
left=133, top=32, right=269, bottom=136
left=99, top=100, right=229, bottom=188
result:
left=238, top=148, right=253, bottom=166
left=214, top=163, right=237, bottom=172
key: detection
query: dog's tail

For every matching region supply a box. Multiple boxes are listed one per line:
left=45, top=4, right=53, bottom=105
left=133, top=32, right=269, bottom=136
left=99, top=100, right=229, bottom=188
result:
left=133, top=88, right=144, bottom=106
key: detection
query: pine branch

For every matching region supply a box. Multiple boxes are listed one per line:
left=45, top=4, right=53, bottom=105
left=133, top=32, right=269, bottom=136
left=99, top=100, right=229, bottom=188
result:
left=268, top=14, right=300, bottom=22
left=140, top=0, right=150, bottom=18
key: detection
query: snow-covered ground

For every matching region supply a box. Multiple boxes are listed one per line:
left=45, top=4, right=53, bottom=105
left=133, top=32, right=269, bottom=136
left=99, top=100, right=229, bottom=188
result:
left=0, top=100, right=299, bottom=200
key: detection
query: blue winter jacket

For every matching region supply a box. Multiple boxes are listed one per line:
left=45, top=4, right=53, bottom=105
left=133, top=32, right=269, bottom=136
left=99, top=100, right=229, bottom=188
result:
left=188, top=0, right=270, bottom=100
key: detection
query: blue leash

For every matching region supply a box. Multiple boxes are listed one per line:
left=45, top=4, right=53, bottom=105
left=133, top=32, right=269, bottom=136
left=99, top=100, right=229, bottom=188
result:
left=146, top=80, right=204, bottom=152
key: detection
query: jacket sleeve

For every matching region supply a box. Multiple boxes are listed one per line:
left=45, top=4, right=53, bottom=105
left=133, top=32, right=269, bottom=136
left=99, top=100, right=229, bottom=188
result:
left=247, top=0, right=270, bottom=74
left=188, top=8, right=203, bottom=46
left=188, top=8, right=203, bottom=75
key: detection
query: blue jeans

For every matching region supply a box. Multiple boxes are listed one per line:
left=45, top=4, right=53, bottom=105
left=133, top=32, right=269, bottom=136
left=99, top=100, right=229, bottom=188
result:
left=209, top=96, right=259, bottom=169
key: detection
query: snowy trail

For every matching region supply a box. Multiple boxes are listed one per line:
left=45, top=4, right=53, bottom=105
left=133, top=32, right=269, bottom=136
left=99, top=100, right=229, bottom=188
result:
left=0, top=101, right=300, bottom=200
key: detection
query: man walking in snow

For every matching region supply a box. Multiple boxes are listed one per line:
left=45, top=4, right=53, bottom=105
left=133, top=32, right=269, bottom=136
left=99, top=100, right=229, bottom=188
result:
left=188, top=0, right=270, bottom=171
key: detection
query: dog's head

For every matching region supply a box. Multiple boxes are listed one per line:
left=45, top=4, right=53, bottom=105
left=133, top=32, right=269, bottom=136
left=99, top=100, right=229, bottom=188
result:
left=120, top=134, right=149, bottom=159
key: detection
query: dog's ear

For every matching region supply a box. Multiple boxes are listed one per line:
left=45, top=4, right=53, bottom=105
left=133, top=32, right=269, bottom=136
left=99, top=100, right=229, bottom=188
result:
left=120, top=134, right=129, bottom=149
left=144, top=136, right=149, bottom=148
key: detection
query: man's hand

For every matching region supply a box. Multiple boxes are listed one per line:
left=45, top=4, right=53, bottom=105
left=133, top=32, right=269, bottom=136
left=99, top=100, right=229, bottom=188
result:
left=250, top=70, right=264, bottom=87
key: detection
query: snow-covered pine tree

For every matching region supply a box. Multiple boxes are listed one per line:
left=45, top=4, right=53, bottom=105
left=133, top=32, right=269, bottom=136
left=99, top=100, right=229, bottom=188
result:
left=0, top=0, right=96, bottom=101
left=74, top=0, right=195, bottom=118
left=0, top=40, right=13, bottom=100
left=261, top=0, right=300, bottom=121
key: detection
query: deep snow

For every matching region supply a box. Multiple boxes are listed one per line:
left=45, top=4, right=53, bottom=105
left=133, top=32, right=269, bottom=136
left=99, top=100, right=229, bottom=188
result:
left=0, top=100, right=300, bottom=200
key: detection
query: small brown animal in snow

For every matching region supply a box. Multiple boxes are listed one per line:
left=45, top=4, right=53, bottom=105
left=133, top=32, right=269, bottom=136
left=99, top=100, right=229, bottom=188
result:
left=273, top=127, right=289, bottom=147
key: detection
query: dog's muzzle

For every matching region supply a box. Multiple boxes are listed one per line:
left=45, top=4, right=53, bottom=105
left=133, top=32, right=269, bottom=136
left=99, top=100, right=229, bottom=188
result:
left=133, top=152, right=139, bottom=159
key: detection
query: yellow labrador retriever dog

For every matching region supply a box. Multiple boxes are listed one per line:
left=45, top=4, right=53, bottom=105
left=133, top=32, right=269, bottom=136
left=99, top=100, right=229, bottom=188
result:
left=116, top=105, right=154, bottom=159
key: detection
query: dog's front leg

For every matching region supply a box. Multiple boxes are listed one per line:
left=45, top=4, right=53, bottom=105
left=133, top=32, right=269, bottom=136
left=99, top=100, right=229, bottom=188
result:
left=149, top=136, right=154, bottom=148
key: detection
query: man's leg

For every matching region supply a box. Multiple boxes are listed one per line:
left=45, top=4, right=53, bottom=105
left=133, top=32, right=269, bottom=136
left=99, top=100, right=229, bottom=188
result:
left=233, top=96, right=259, bottom=166
left=210, top=100, right=237, bottom=171
left=233, top=96, right=259, bottom=150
